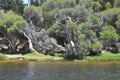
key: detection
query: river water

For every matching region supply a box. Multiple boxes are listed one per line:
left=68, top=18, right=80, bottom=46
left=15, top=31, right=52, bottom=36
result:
left=0, top=60, right=120, bottom=80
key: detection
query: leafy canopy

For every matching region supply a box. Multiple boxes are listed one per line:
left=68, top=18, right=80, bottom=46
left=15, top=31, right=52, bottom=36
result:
left=0, top=10, right=27, bottom=32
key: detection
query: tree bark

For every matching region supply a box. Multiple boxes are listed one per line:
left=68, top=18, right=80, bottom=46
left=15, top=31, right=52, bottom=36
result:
left=23, top=32, right=38, bottom=53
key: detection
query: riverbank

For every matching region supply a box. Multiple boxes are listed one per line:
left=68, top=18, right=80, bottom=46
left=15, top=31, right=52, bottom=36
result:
left=0, top=52, right=63, bottom=61
left=0, top=52, right=120, bottom=61
left=85, top=52, right=120, bottom=61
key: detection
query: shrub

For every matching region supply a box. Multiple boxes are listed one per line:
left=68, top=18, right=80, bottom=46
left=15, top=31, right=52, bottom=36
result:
left=53, top=53, right=64, bottom=57
left=92, top=42, right=103, bottom=52
left=64, top=54, right=83, bottom=60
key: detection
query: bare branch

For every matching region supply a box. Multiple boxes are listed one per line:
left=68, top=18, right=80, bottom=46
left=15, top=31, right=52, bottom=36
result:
left=67, top=16, right=72, bottom=21
left=23, top=32, right=38, bottom=53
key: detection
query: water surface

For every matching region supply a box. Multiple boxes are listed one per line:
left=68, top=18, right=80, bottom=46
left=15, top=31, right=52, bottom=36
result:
left=0, top=60, right=120, bottom=80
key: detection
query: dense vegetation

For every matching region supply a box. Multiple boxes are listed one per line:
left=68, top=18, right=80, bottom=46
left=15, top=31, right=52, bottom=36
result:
left=0, top=0, right=120, bottom=60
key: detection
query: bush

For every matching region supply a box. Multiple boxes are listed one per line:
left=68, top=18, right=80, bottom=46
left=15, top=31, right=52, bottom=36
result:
left=92, top=42, right=103, bottom=52
left=64, top=54, right=83, bottom=60
left=53, top=53, right=64, bottom=57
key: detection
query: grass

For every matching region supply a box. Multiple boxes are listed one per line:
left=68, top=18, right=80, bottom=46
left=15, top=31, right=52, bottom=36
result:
left=0, top=53, right=7, bottom=60
left=24, top=52, right=52, bottom=61
left=5, top=52, right=53, bottom=61
left=85, top=52, right=120, bottom=61
left=0, top=52, right=120, bottom=61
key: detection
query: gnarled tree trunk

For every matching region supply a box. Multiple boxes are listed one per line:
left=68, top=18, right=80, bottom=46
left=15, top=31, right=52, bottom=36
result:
left=22, top=23, right=65, bottom=54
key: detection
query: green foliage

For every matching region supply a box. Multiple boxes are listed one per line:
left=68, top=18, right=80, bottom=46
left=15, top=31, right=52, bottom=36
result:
left=79, top=23, right=96, bottom=39
left=46, top=0, right=97, bottom=58
left=114, top=0, right=120, bottom=8
left=0, top=53, right=7, bottom=60
left=101, top=25, right=119, bottom=42
left=42, top=0, right=76, bottom=11
left=116, top=19, right=120, bottom=34
left=85, top=52, right=120, bottom=61
left=0, top=10, right=5, bottom=18
left=79, top=40, right=89, bottom=54
left=64, top=54, right=83, bottom=60
left=25, top=52, right=45, bottom=57
left=79, top=22, right=91, bottom=35
left=93, top=1, right=102, bottom=12
left=53, top=53, right=64, bottom=57
left=24, top=6, right=43, bottom=27
left=24, top=6, right=43, bottom=14
left=101, top=31, right=119, bottom=41
left=80, top=22, right=90, bottom=28
left=31, top=0, right=47, bottom=6
left=47, top=23, right=59, bottom=34
left=78, top=0, right=93, bottom=9
left=89, top=15, right=101, bottom=25
left=67, top=21, right=78, bottom=29
left=105, top=2, right=112, bottom=9
left=47, top=22, right=65, bottom=37
left=101, top=8, right=120, bottom=39
left=101, top=8, right=120, bottom=26
left=0, top=0, right=120, bottom=59
left=43, top=8, right=58, bottom=28
left=0, top=0, right=24, bottom=14
left=93, top=0, right=114, bottom=11
left=0, top=10, right=27, bottom=53
left=102, top=8, right=120, bottom=16
left=57, top=6, right=90, bottom=23
left=0, top=10, right=26, bottom=32
left=44, top=8, right=58, bottom=17
left=92, top=42, right=103, bottom=52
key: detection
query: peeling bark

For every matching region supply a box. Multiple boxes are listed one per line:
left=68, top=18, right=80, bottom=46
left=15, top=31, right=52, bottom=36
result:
left=23, top=32, right=38, bottom=53
left=22, top=23, right=65, bottom=54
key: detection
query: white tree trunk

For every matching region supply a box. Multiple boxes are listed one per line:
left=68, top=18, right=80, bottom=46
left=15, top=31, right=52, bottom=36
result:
left=23, top=32, right=38, bottom=53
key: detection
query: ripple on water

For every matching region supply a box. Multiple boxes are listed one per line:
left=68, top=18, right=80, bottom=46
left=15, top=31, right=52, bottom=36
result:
left=0, top=61, right=120, bottom=80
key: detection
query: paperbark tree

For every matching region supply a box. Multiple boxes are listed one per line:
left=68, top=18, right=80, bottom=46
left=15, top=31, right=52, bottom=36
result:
left=23, top=6, right=65, bottom=54
left=0, top=10, right=27, bottom=53
left=47, top=0, right=105, bottom=59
